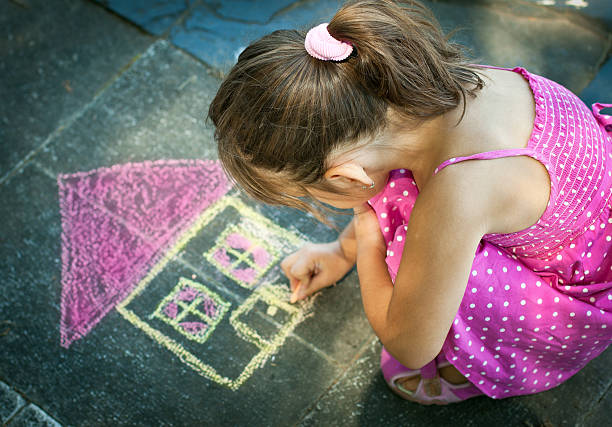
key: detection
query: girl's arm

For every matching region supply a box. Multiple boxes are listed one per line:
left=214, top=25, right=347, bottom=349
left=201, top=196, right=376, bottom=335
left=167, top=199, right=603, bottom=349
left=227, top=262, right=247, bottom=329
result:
left=354, top=177, right=486, bottom=369
left=337, top=217, right=358, bottom=263
left=355, top=158, right=548, bottom=369
left=352, top=207, right=395, bottom=337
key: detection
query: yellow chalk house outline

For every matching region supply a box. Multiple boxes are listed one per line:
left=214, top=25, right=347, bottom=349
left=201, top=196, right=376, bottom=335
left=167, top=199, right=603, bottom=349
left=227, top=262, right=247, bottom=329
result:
left=116, top=196, right=312, bottom=391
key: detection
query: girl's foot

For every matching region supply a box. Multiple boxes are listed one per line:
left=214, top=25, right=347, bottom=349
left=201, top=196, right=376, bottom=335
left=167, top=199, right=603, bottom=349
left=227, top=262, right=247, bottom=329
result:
left=381, top=348, right=484, bottom=404
left=396, top=364, right=468, bottom=393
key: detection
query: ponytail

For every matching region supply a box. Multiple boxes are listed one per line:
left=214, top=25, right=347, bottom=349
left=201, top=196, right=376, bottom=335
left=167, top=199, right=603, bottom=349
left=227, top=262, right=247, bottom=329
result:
left=328, top=0, right=483, bottom=119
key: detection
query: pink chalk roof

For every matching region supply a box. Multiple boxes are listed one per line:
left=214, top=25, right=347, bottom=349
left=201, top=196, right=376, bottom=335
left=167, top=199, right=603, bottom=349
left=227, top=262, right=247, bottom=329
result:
left=57, top=159, right=230, bottom=348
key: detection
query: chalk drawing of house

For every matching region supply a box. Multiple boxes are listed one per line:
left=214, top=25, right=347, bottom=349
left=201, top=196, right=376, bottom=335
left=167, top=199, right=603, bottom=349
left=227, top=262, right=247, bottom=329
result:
left=58, top=160, right=313, bottom=390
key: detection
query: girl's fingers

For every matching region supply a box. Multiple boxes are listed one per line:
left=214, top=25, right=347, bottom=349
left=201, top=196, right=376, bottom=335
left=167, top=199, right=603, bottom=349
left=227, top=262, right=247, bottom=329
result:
left=290, top=280, right=302, bottom=303
left=281, top=253, right=308, bottom=285
left=288, top=255, right=316, bottom=301
left=289, top=254, right=315, bottom=283
left=288, top=277, right=300, bottom=292
left=282, top=245, right=343, bottom=303
left=292, top=264, right=337, bottom=303
left=282, top=251, right=315, bottom=302
left=280, top=252, right=299, bottom=279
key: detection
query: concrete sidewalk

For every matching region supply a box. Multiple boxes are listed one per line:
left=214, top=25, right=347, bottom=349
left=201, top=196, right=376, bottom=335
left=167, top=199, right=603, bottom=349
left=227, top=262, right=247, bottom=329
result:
left=1, top=0, right=610, bottom=425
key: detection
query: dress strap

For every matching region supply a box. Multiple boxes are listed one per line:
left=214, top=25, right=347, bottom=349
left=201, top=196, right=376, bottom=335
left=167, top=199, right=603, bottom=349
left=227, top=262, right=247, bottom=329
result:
left=592, top=103, right=612, bottom=133
left=433, top=148, right=535, bottom=175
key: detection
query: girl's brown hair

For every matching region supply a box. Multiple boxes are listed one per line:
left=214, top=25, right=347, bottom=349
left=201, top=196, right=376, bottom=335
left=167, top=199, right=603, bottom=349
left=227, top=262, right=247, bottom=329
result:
left=209, top=0, right=484, bottom=214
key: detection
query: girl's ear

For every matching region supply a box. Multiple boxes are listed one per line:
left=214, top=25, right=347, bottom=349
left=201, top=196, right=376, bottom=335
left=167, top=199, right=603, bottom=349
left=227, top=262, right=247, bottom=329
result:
left=324, top=162, right=374, bottom=187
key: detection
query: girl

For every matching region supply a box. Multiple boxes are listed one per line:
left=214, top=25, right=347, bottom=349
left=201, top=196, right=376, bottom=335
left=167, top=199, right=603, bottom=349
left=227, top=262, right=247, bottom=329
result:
left=209, top=0, right=612, bottom=405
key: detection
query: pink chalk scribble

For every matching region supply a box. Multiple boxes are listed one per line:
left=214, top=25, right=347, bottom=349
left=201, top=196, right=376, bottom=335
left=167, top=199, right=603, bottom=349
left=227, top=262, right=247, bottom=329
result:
left=200, top=296, right=218, bottom=318
left=58, top=159, right=230, bottom=348
left=231, top=267, right=257, bottom=284
left=252, top=247, right=271, bottom=268
left=212, top=248, right=232, bottom=268
left=226, top=233, right=252, bottom=251
left=164, top=302, right=179, bottom=319
left=179, top=321, right=208, bottom=337
left=177, top=286, right=199, bottom=302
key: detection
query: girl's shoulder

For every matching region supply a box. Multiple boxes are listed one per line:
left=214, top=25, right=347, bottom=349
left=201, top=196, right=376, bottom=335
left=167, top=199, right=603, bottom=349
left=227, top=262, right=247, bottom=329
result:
left=416, top=66, right=550, bottom=235
left=463, top=67, right=537, bottom=152
left=428, top=149, right=551, bottom=237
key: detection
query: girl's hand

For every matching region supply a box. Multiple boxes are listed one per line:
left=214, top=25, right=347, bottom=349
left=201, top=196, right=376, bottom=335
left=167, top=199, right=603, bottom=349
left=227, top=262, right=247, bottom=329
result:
left=353, top=203, right=386, bottom=258
left=281, top=241, right=355, bottom=303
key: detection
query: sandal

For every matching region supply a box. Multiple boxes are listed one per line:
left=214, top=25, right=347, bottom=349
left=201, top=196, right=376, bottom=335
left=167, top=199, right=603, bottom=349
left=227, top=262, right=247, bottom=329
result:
left=380, top=347, right=484, bottom=405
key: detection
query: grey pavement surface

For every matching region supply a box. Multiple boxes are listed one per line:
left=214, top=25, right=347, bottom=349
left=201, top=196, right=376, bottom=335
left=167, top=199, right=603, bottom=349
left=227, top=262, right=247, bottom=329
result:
left=1, top=0, right=611, bottom=426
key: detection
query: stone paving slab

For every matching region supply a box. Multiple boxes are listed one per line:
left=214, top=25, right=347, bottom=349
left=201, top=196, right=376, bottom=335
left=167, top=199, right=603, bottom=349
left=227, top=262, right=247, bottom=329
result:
left=301, top=338, right=541, bottom=427
left=94, top=0, right=198, bottom=35
left=291, top=268, right=376, bottom=366
left=522, top=0, right=612, bottom=28
left=581, top=58, right=612, bottom=108
left=91, top=0, right=611, bottom=98
left=169, top=0, right=341, bottom=72
left=73, top=260, right=345, bottom=426
left=211, top=0, right=297, bottom=23
left=426, top=0, right=609, bottom=94
left=0, top=164, right=68, bottom=419
left=582, top=383, right=612, bottom=427
left=35, top=41, right=219, bottom=176
left=8, top=404, right=62, bottom=427
left=0, top=381, right=26, bottom=424
left=0, top=0, right=152, bottom=181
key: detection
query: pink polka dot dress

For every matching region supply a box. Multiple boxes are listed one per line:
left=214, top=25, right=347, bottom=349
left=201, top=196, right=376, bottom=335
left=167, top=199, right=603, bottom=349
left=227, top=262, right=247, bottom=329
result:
left=368, top=67, right=612, bottom=398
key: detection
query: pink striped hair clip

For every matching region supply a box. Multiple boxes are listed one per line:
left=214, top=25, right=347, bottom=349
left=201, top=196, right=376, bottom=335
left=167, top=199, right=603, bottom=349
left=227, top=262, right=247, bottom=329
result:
left=304, top=23, right=353, bottom=61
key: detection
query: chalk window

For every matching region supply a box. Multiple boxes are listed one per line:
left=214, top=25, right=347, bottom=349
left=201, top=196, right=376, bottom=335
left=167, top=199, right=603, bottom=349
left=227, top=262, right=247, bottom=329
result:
left=151, top=277, right=230, bottom=344
left=205, top=224, right=278, bottom=288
